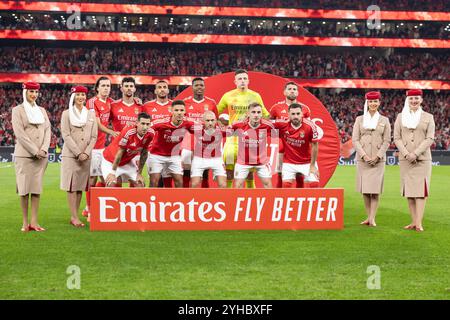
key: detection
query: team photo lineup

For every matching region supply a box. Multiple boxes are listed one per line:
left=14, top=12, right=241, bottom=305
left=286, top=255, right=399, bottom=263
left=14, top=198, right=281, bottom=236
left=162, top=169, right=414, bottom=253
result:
left=1, top=0, right=449, bottom=302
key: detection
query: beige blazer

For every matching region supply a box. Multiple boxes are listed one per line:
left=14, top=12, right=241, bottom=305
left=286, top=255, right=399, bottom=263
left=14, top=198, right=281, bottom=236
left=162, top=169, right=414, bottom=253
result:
left=352, top=115, right=391, bottom=160
left=11, top=104, right=51, bottom=158
left=60, top=109, right=98, bottom=158
left=394, top=111, right=435, bottom=161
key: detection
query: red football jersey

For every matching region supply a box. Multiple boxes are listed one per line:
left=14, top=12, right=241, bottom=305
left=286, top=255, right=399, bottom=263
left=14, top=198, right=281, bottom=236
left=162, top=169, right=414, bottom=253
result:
left=183, top=96, right=218, bottom=120
left=270, top=100, right=290, bottom=120
left=192, top=126, right=226, bottom=158
left=142, top=99, right=173, bottom=122
left=273, top=120, right=319, bottom=164
left=87, top=96, right=113, bottom=149
left=181, top=96, right=218, bottom=151
left=103, top=125, right=154, bottom=166
left=149, top=118, right=198, bottom=157
left=110, top=99, right=142, bottom=132
left=270, top=101, right=312, bottom=120
left=231, top=119, right=275, bottom=165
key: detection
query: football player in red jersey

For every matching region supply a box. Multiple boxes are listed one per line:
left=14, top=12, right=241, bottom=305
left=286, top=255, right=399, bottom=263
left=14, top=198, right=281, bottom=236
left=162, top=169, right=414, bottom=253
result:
left=109, top=77, right=142, bottom=187
left=270, top=82, right=309, bottom=188
left=230, top=103, right=275, bottom=188
left=83, top=77, right=117, bottom=218
left=142, top=80, right=173, bottom=187
left=142, top=80, right=172, bottom=121
left=148, top=100, right=199, bottom=188
left=110, top=77, right=142, bottom=132
left=190, top=110, right=227, bottom=188
left=273, top=103, right=319, bottom=188
left=182, top=78, right=218, bottom=188
left=103, top=113, right=154, bottom=187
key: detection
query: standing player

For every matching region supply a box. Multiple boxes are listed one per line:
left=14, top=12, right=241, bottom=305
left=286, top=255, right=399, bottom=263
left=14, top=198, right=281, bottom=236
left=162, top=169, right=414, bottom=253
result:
left=270, top=82, right=310, bottom=188
left=273, top=103, right=319, bottom=188
left=148, top=100, right=199, bottom=188
left=110, top=77, right=142, bottom=132
left=103, top=113, right=154, bottom=187
left=142, top=80, right=173, bottom=187
left=182, top=77, right=218, bottom=188
left=109, top=77, right=142, bottom=186
left=190, top=111, right=227, bottom=188
left=83, top=76, right=117, bottom=218
left=231, top=103, right=274, bottom=188
left=217, top=69, right=270, bottom=188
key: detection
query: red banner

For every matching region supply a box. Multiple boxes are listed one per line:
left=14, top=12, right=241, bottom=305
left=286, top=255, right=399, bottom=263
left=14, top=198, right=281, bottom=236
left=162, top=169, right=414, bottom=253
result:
left=1, top=73, right=448, bottom=90
left=90, top=188, right=344, bottom=231
left=2, top=1, right=449, bottom=21
left=1, top=30, right=449, bottom=49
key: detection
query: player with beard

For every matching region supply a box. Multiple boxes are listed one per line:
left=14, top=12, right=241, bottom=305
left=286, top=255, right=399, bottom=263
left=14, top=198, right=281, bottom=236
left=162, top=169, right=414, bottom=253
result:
left=182, top=78, right=218, bottom=188
left=143, top=80, right=174, bottom=187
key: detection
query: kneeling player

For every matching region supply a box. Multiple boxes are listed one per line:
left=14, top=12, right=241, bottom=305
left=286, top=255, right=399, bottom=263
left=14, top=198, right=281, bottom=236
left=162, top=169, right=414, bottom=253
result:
left=231, top=103, right=275, bottom=188
left=190, top=111, right=227, bottom=188
left=273, top=103, right=319, bottom=187
left=102, top=113, right=154, bottom=187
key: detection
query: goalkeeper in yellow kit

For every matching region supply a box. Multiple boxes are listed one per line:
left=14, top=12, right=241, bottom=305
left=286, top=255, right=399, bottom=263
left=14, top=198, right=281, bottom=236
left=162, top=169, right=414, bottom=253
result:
left=217, top=69, right=270, bottom=188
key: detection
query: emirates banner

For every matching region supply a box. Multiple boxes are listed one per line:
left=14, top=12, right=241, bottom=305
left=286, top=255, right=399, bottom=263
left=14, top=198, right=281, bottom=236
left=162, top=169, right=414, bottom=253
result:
left=90, top=188, right=344, bottom=231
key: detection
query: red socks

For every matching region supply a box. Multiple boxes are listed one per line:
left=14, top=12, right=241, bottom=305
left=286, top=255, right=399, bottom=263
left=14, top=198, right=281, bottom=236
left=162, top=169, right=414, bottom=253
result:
left=282, top=181, right=294, bottom=188
left=163, top=177, right=173, bottom=188
left=277, top=174, right=283, bottom=188
left=295, top=175, right=304, bottom=188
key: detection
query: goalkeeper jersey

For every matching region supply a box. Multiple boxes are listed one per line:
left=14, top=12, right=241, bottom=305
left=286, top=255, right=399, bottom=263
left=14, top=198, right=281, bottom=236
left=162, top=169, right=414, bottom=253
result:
left=217, top=89, right=269, bottom=124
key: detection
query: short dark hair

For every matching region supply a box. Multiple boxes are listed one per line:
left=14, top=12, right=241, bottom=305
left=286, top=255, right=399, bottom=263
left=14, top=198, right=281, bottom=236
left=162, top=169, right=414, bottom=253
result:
left=137, top=112, right=151, bottom=121
left=192, top=77, right=204, bottom=85
left=235, top=69, right=248, bottom=76
left=288, top=103, right=302, bottom=111
left=155, top=80, right=168, bottom=86
left=94, top=76, right=110, bottom=93
left=171, top=100, right=185, bottom=107
left=284, top=81, right=298, bottom=89
left=121, top=77, right=135, bottom=86
left=248, top=102, right=262, bottom=110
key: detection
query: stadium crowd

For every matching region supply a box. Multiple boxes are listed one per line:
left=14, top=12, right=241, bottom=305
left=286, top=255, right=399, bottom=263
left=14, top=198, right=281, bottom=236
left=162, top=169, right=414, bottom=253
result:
left=1, top=13, right=448, bottom=39
left=1, top=85, right=448, bottom=150
left=1, top=46, right=448, bottom=80
left=42, top=0, right=449, bottom=11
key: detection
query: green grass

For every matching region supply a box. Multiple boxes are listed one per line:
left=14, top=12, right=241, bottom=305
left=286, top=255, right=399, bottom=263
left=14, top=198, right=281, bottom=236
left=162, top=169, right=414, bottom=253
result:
left=0, top=163, right=449, bottom=299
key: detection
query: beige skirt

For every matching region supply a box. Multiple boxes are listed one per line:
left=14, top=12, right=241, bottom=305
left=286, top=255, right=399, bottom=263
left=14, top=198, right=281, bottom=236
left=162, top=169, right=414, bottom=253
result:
left=60, top=157, right=91, bottom=192
left=399, top=160, right=431, bottom=198
left=14, top=156, right=48, bottom=196
left=356, top=159, right=385, bottom=194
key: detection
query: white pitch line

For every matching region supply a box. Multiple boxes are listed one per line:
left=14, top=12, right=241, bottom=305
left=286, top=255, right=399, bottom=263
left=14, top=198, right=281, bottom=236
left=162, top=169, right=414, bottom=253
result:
left=0, top=165, right=12, bottom=169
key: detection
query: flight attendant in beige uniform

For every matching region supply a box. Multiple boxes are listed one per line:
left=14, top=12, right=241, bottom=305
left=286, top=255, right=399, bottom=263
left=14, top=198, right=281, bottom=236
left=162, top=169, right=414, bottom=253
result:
left=12, top=82, right=51, bottom=232
left=394, top=89, right=435, bottom=232
left=60, top=86, right=98, bottom=228
left=352, top=91, right=391, bottom=227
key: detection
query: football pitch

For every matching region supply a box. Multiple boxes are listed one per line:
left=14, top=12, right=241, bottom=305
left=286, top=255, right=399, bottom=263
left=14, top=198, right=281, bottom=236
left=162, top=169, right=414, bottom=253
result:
left=0, top=163, right=449, bottom=300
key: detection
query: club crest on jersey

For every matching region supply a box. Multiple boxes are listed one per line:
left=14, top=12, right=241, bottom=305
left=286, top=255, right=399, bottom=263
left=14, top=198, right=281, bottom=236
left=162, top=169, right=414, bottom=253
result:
left=135, top=108, right=140, bottom=114
left=300, top=131, right=305, bottom=138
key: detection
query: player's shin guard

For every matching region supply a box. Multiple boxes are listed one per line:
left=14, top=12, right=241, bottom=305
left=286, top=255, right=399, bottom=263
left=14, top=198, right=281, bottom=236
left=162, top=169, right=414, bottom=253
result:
left=183, top=170, right=190, bottom=188
left=226, top=180, right=233, bottom=188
